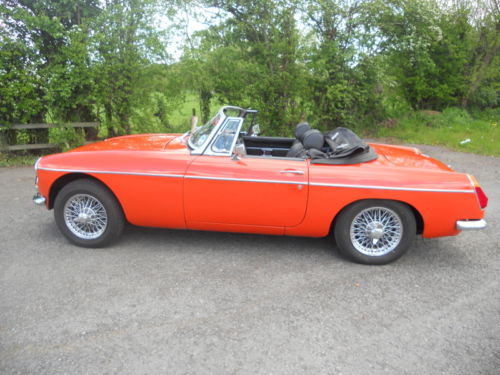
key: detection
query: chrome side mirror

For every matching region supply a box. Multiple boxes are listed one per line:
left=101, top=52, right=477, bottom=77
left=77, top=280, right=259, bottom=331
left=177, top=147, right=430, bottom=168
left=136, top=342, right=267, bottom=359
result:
left=251, top=124, right=261, bottom=137
left=231, top=143, right=246, bottom=161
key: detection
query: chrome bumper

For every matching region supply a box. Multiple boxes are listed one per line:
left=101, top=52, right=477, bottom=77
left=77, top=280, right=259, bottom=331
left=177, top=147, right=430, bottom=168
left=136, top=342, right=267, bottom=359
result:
left=456, top=219, right=487, bottom=231
left=33, top=192, right=46, bottom=206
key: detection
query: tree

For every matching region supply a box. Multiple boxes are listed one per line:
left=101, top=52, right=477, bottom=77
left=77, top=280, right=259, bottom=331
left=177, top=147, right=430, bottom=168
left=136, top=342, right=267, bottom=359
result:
left=373, top=0, right=498, bottom=110
left=91, top=0, right=170, bottom=136
left=188, top=0, right=307, bottom=134
left=1, top=0, right=101, bottom=144
left=460, top=0, right=500, bottom=108
left=302, top=0, right=385, bottom=128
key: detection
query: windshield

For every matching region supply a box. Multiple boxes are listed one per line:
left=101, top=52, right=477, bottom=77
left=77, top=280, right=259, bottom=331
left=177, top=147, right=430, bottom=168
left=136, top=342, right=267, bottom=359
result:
left=188, top=114, right=221, bottom=149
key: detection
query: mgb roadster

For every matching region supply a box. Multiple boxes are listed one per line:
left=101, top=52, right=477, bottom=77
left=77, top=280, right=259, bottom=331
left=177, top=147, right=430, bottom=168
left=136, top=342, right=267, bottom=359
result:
left=33, top=106, right=488, bottom=264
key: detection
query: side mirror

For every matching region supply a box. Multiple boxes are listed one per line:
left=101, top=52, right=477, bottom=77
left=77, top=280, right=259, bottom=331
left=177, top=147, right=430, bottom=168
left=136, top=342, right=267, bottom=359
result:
left=251, top=124, right=261, bottom=137
left=231, top=143, right=246, bottom=161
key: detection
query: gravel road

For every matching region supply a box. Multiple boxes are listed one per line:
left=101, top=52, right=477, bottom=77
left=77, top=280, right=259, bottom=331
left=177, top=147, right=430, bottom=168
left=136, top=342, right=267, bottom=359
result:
left=1, top=145, right=499, bottom=375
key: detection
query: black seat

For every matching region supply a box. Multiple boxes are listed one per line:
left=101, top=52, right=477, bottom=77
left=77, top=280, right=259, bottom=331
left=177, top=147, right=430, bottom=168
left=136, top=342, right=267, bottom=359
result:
left=286, top=122, right=310, bottom=157
left=295, top=122, right=310, bottom=142
left=287, top=128, right=325, bottom=158
left=286, top=142, right=306, bottom=157
left=302, top=129, right=325, bottom=150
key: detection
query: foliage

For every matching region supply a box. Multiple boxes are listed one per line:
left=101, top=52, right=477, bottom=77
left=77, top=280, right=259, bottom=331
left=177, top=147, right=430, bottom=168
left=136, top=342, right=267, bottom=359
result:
left=91, top=0, right=171, bottom=136
left=301, top=0, right=386, bottom=129
left=49, top=126, right=86, bottom=151
left=372, top=0, right=499, bottom=111
left=0, top=0, right=498, bottom=151
left=0, top=35, right=44, bottom=124
left=178, top=0, right=309, bottom=135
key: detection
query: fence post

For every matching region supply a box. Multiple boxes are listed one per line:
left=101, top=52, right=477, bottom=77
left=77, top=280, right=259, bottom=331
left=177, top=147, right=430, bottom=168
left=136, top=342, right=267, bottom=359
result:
left=0, top=126, right=17, bottom=150
left=0, top=127, right=6, bottom=150
left=191, top=108, right=198, bottom=133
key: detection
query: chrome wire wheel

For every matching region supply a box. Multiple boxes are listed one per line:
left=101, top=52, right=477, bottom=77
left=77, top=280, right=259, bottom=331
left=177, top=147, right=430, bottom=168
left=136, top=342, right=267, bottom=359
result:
left=63, top=194, right=108, bottom=240
left=349, top=207, right=403, bottom=256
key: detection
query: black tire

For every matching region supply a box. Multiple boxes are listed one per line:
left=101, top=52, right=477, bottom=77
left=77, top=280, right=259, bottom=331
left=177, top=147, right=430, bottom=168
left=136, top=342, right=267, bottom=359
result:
left=54, top=179, right=125, bottom=248
left=333, top=200, right=416, bottom=265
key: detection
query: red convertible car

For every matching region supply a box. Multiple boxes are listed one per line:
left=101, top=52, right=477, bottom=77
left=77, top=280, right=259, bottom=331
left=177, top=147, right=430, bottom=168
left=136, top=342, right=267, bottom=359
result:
left=33, top=106, right=488, bottom=264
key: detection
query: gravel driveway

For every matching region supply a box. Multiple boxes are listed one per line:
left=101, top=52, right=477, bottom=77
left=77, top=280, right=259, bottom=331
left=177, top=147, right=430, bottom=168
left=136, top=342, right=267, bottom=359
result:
left=1, top=145, right=498, bottom=375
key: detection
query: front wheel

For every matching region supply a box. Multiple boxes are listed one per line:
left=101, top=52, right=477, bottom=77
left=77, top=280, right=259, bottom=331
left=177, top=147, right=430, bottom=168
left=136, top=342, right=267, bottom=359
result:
left=54, top=179, right=125, bottom=248
left=334, top=200, right=416, bottom=265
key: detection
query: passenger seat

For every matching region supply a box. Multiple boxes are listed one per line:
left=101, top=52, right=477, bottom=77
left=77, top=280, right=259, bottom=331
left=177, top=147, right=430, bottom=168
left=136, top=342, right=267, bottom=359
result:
left=287, top=127, right=325, bottom=158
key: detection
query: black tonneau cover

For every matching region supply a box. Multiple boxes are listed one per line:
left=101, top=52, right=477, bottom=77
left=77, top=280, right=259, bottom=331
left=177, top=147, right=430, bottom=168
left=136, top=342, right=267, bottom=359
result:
left=309, top=127, right=378, bottom=165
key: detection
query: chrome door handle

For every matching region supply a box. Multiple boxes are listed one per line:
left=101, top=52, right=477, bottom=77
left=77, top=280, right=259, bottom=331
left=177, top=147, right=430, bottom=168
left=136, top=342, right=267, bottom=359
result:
left=279, top=170, right=304, bottom=175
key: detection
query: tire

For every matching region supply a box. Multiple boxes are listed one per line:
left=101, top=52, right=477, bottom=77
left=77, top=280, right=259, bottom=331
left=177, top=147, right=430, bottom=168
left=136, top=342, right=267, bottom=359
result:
left=54, top=179, right=125, bottom=248
left=334, top=200, right=416, bottom=265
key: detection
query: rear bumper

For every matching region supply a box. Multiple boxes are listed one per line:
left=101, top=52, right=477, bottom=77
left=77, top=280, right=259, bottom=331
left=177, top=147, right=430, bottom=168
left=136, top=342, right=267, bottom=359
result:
left=456, top=219, right=487, bottom=231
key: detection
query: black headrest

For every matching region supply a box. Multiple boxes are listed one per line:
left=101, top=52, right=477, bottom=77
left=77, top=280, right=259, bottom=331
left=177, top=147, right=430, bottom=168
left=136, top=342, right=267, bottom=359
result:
left=302, top=129, right=324, bottom=150
left=295, top=122, right=310, bottom=141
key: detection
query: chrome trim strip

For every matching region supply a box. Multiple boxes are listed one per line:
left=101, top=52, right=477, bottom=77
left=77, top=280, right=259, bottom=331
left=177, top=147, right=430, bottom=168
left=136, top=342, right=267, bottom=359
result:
left=246, top=155, right=306, bottom=161
left=38, top=167, right=184, bottom=178
left=38, top=166, right=475, bottom=193
left=34, top=157, right=42, bottom=170
left=184, top=175, right=306, bottom=185
left=456, top=219, right=487, bottom=231
left=310, top=182, right=474, bottom=193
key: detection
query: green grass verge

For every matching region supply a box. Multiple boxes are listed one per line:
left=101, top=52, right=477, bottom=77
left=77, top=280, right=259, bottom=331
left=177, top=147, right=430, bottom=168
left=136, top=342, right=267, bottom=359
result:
left=0, top=153, right=38, bottom=167
left=373, top=108, right=499, bottom=156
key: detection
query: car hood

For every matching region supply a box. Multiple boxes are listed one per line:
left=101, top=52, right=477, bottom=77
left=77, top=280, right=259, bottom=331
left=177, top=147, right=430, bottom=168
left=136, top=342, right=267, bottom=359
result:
left=370, top=143, right=453, bottom=172
left=70, top=134, right=184, bottom=152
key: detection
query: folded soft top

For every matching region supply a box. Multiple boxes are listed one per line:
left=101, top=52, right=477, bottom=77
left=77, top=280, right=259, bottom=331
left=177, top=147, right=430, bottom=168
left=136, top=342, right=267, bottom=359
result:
left=308, top=127, right=378, bottom=165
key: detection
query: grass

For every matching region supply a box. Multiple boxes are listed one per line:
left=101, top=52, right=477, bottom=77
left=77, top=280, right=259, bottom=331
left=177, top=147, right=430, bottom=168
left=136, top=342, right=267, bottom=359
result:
left=168, top=94, right=224, bottom=131
left=373, top=108, right=500, bottom=156
left=168, top=95, right=202, bottom=131
left=0, top=153, right=38, bottom=167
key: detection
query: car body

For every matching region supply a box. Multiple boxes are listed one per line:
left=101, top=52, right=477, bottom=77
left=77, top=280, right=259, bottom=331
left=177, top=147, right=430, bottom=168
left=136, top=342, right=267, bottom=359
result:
left=33, top=106, right=488, bottom=264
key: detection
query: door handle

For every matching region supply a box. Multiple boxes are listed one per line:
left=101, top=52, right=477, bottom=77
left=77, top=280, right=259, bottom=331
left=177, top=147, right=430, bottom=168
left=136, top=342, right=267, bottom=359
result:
left=279, top=170, right=304, bottom=175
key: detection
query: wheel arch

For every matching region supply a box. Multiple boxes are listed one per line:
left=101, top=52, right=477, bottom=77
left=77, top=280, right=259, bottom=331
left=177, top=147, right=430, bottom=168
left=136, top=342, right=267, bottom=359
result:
left=330, top=198, right=424, bottom=235
left=48, top=173, right=121, bottom=211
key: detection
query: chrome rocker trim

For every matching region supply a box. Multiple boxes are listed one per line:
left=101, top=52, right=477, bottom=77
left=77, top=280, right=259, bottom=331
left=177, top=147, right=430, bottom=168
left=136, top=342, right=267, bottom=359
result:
left=456, top=219, right=487, bottom=231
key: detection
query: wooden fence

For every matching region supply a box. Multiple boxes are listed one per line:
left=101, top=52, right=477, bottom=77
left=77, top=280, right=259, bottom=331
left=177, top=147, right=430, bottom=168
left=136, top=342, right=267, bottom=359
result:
left=0, top=122, right=99, bottom=152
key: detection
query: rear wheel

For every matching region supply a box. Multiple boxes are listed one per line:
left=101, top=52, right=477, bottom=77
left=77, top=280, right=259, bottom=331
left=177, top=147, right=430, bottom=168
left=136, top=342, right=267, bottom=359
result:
left=54, top=179, right=125, bottom=247
left=334, top=200, right=416, bottom=265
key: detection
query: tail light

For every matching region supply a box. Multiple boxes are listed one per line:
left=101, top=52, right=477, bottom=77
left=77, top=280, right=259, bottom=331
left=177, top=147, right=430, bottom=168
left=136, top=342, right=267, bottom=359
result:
left=469, top=175, right=488, bottom=209
left=475, top=186, right=488, bottom=209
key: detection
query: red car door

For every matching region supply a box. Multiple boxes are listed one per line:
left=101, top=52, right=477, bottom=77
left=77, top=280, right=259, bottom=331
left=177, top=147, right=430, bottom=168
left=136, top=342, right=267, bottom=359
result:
left=184, top=155, right=309, bottom=228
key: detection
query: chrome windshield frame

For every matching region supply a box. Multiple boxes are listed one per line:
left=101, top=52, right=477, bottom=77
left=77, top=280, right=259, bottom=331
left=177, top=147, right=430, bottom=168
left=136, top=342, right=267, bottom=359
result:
left=204, top=117, right=244, bottom=157
left=188, top=106, right=248, bottom=155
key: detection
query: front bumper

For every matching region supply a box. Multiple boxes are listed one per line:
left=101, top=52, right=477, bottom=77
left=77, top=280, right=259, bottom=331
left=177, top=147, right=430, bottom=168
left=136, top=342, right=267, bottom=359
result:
left=33, top=192, right=46, bottom=206
left=456, top=219, right=487, bottom=231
